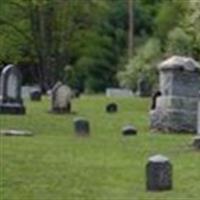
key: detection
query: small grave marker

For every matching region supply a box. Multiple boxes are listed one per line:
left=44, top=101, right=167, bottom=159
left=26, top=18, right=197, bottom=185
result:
left=74, top=117, right=90, bottom=136
left=146, top=154, right=172, bottom=191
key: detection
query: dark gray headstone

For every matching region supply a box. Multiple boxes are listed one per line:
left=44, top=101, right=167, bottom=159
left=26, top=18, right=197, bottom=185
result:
left=74, top=117, right=90, bottom=136
left=122, top=125, right=137, bottom=136
left=106, top=103, right=118, bottom=113
left=0, top=65, right=25, bottom=114
left=193, top=136, right=200, bottom=150
left=30, top=89, right=42, bottom=101
left=137, top=75, right=151, bottom=97
left=146, top=155, right=172, bottom=191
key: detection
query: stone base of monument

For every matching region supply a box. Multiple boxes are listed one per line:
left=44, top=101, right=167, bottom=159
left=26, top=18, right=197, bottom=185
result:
left=150, top=96, right=197, bottom=133
left=0, top=103, right=26, bottom=114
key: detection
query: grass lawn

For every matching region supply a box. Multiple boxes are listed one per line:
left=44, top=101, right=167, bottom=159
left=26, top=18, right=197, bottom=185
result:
left=0, top=95, right=200, bottom=200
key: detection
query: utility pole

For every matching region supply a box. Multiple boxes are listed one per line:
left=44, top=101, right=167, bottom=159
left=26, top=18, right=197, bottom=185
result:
left=128, top=0, right=134, bottom=59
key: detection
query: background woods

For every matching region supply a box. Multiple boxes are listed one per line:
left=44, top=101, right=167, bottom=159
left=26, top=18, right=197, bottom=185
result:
left=0, top=0, right=199, bottom=92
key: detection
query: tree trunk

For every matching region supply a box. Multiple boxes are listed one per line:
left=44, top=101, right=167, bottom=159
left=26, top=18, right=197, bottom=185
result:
left=128, top=0, right=134, bottom=59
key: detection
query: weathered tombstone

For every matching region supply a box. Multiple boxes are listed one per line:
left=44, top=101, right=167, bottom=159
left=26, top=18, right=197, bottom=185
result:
left=150, top=56, right=200, bottom=133
left=137, top=75, right=151, bottom=97
left=0, top=64, right=25, bottom=114
left=51, top=82, right=72, bottom=113
left=106, top=102, right=118, bottom=113
left=146, top=155, right=172, bottom=191
left=0, top=129, right=32, bottom=136
left=74, top=117, right=90, bottom=136
left=106, top=88, right=134, bottom=97
left=193, top=136, right=200, bottom=150
left=122, top=125, right=137, bottom=136
left=30, top=88, right=42, bottom=101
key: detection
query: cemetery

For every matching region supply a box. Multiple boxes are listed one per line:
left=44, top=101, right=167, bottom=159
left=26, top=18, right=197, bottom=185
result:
left=0, top=0, right=200, bottom=199
left=1, top=67, right=200, bottom=199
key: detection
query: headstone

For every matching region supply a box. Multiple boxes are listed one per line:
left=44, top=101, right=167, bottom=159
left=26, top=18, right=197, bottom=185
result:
left=146, top=155, right=172, bottom=191
left=51, top=82, right=72, bottom=113
left=0, top=129, right=32, bottom=136
left=150, top=56, right=200, bottom=133
left=106, top=88, right=134, bottom=97
left=137, top=75, right=151, bottom=97
left=193, top=136, right=200, bottom=149
left=0, top=64, right=25, bottom=114
left=30, top=89, right=42, bottom=101
left=74, top=117, right=90, bottom=136
left=122, top=125, right=137, bottom=136
left=106, top=103, right=118, bottom=113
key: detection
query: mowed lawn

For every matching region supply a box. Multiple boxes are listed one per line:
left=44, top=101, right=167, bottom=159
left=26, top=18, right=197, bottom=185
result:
left=0, top=96, right=200, bottom=200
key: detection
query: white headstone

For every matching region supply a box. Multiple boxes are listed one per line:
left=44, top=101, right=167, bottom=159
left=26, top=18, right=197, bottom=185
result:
left=7, top=73, right=18, bottom=99
left=106, top=88, right=134, bottom=97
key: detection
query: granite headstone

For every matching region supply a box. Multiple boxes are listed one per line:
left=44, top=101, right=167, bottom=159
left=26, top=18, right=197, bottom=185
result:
left=0, top=64, right=25, bottom=114
left=146, top=155, right=172, bottom=191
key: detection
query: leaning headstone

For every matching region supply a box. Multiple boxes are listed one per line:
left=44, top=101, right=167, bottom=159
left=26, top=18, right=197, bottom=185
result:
left=150, top=56, right=200, bottom=133
left=193, top=136, right=200, bottom=150
left=0, top=129, right=32, bottom=136
left=106, top=88, right=134, bottom=97
left=146, top=155, right=172, bottom=191
left=106, top=102, right=118, bottom=113
left=51, top=82, right=72, bottom=113
left=74, top=117, right=90, bottom=136
left=30, top=89, right=42, bottom=101
left=122, top=125, right=137, bottom=136
left=0, top=64, right=26, bottom=114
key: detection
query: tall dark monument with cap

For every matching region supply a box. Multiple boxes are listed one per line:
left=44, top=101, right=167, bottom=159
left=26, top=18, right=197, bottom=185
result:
left=0, top=64, right=25, bottom=114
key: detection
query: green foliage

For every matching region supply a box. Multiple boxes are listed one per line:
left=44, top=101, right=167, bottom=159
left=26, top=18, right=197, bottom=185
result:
left=166, top=27, right=192, bottom=56
left=118, top=38, right=161, bottom=90
left=0, top=0, right=199, bottom=92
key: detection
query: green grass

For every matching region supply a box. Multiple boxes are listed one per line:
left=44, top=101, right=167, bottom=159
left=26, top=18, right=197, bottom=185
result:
left=0, top=96, right=200, bottom=200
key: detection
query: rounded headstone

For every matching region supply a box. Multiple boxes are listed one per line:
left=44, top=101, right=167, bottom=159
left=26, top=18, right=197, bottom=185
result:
left=122, top=125, right=137, bottom=136
left=146, top=154, right=172, bottom=191
left=30, top=89, right=42, bottom=101
left=106, top=103, right=118, bottom=113
left=193, top=136, right=200, bottom=150
left=73, top=117, right=90, bottom=136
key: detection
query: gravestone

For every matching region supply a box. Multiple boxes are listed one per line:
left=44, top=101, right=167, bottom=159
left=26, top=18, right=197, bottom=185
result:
left=106, top=102, right=118, bottom=113
left=193, top=136, right=200, bottom=150
left=74, top=117, right=90, bottom=136
left=137, top=75, right=151, bottom=97
left=30, top=88, right=42, bottom=101
left=150, top=56, right=200, bottom=133
left=106, top=88, right=134, bottom=97
left=0, top=64, right=25, bottom=114
left=0, top=129, right=32, bottom=136
left=51, top=82, right=72, bottom=113
left=146, top=155, right=172, bottom=191
left=122, top=125, right=137, bottom=136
